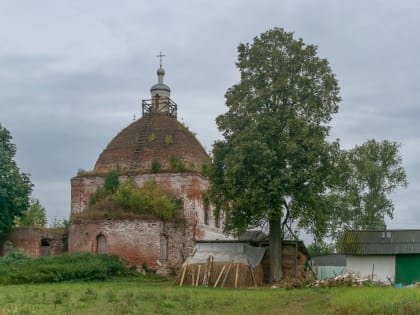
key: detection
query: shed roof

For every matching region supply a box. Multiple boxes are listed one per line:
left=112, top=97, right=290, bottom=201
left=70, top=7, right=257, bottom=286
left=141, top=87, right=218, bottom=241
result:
left=340, top=230, right=420, bottom=255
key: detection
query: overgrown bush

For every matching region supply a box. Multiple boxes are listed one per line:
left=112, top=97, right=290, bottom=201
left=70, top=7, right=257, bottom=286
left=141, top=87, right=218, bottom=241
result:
left=85, top=179, right=181, bottom=221
left=151, top=159, right=161, bottom=173
left=169, top=155, right=178, bottom=170
left=169, top=155, right=186, bottom=172
left=0, top=249, right=32, bottom=265
left=113, top=180, right=180, bottom=220
left=103, top=168, right=119, bottom=194
left=201, top=164, right=209, bottom=176
left=0, top=252, right=128, bottom=284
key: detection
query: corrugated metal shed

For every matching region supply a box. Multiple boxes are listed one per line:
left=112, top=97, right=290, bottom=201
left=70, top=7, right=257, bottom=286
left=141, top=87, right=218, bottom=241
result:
left=340, top=230, right=420, bottom=255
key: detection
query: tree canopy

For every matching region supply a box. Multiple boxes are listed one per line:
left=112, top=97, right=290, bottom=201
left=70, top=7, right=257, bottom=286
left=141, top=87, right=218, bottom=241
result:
left=0, top=123, right=33, bottom=238
left=15, top=198, right=47, bottom=228
left=208, top=28, right=341, bottom=281
left=336, top=139, right=408, bottom=232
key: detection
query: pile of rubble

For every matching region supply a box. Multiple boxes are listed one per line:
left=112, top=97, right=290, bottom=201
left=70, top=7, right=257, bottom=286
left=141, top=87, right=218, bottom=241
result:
left=307, top=273, right=372, bottom=288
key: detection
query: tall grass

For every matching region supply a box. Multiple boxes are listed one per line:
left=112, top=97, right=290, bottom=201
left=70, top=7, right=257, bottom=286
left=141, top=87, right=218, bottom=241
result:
left=0, top=251, right=128, bottom=284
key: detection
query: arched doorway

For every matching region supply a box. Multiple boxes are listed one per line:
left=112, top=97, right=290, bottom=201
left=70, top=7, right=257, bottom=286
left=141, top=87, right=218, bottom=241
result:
left=96, top=234, right=106, bottom=254
left=41, top=239, right=50, bottom=257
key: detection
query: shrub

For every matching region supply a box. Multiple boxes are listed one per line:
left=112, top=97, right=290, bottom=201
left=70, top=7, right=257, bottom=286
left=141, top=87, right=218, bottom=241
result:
left=0, top=252, right=128, bottom=284
left=89, top=187, right=106, bottom=207
left=151, top=159, right=161, bottom=173
left=169, top=155, right=186, bottom=172
left=89, top=169, right=120, bottom=207
left=85, top=176, right=182, bottom=221
left=169, top=155, right=178, bottom=170
left=0, top=249, right=32, bottom=265
left=104, top=169, right=119, bottom=194
left=165, top=135, right=173, bottom=145
left=176, top=160, right=186, bottom=172
left=109, top=179, right=181, bottom=220
left=201, top=164, right=209, bottom=176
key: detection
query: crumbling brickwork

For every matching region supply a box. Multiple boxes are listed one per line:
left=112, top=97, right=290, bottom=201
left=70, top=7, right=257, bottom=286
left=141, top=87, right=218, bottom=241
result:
left=1, top=228, right=66, bottom=257
left=70, top=173, right=226, bottom=240
left=68, top=219, right=194, bottom=272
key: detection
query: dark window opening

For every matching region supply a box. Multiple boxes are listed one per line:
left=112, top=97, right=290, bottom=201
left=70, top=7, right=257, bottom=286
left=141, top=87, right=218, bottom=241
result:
left=204, top=207, right=209, bottom=225
left=160, top=234, right=168, bottom=262
left=41, top=239, right=50, bottom=257
left=215, top=213, right=220, bottom=228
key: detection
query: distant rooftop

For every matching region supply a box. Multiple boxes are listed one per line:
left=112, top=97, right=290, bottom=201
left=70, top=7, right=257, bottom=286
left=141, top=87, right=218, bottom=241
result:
left=340, top=230, right=420, bottom=255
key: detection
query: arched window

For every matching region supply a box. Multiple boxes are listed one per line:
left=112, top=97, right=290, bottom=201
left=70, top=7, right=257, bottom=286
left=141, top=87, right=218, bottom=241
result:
left=215, top=213, right=220, bottom=228
left=160, top=234, right=168, bottom=262
left=204, top=206, right=209, bottom=225
left=41, top=239, right=50, bottom=257
left=96, top=234, right=107, bottom=254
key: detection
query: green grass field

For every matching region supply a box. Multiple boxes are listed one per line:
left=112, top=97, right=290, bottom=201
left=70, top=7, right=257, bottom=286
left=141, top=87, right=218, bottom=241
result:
left=1, top=279, right=420, bottom=315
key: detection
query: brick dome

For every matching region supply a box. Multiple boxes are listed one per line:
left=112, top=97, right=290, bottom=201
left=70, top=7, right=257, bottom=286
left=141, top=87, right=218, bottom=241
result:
left=93, top=113, right=210, bottom=175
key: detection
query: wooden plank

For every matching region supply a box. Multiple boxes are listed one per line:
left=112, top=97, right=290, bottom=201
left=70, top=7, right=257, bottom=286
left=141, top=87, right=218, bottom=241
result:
left=205, top=255, right=213, bottom=287
left=234, top=263, right=239, bottom=289
left=191, top=266, right=195, bottom=286
left=195, top=265, right=201, bottom=287
left=202, top=264, right=208, bottom=286
left=179, top=265, right=187, bottom=287
left=221, top=263, right=232, bottom=288
left=178, top=248, right=196, bottom=286
left=213, top=264, right=226, bottom=288
left=249, top=265, right=257, bottom=288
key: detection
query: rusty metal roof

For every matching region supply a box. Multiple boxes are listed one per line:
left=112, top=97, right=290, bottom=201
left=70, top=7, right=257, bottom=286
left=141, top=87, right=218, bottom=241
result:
left=340, top=230, right=420, bottom=255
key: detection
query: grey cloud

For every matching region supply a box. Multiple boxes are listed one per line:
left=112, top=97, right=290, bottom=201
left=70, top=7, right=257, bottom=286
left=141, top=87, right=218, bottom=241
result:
left=2, top=1, right=420, bottom=233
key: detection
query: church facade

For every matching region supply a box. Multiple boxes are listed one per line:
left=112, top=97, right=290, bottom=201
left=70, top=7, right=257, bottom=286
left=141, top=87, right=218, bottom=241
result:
left=68, top=60, right=227, bottom=273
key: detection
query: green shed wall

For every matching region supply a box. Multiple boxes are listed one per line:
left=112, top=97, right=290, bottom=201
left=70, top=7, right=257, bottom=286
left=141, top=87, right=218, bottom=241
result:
left=395, top=254, right=420, bottom=285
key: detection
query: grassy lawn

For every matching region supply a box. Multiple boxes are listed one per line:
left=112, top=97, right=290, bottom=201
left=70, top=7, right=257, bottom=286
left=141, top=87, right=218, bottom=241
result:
left=1, top=278, right=420, bottom=315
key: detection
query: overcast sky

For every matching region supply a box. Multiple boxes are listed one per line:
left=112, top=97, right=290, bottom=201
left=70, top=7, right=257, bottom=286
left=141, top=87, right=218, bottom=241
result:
left=1, top=1, right=419, bottom=231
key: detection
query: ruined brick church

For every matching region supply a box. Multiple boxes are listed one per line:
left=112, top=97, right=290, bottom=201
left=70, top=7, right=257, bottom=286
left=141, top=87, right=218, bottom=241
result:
left=1, top=58, right=228, bottom=273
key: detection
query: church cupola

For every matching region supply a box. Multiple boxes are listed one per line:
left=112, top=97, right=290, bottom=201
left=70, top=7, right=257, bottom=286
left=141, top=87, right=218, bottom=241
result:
left=142, top=52, right=177, bottom=118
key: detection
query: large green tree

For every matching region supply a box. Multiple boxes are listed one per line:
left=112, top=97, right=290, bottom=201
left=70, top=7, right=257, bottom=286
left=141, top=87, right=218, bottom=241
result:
left=0, top=123, right=32, bottom=238
left=15, top=198, right=47, bottom=228
left=208, top=28, right=341, bottom=282
left=337, top=139, right=407, bottom=231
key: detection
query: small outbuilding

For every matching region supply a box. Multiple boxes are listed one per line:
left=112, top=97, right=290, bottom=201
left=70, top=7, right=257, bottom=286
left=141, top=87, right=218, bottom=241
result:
left=340, top=229, right=420, bottom=285
left=176, top=239, right=309, bottom=288
left=310, top=254, right=346, bottom=280
left=0, top=227, right=66, bottom=258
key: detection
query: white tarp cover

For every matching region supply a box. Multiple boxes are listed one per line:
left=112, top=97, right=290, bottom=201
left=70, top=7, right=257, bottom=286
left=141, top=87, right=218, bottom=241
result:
left=189, top=242, right=266, bottom=268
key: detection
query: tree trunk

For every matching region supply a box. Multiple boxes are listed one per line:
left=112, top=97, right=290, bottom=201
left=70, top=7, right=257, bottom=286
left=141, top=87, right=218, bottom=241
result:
left=269, top=218, right=283, bottom=283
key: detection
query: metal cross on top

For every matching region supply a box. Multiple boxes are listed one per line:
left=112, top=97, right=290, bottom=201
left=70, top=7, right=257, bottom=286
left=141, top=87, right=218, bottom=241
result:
left=156, top=51, right=165, bottom=68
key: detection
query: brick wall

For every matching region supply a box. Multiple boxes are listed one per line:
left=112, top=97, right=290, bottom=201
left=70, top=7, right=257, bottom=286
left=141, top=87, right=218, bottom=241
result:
left=1, top=228, right=66, bottom=258
left=68, top=219, right=195, bottom=273
left=71, top=176, right=104, bottom=214
left=70, top=173, right=228, bottom=240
